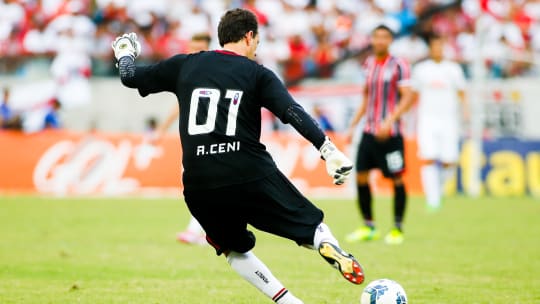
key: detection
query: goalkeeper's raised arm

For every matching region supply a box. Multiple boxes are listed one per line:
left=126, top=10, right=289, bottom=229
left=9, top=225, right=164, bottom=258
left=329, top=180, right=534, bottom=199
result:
left=112, top=33, right=140, bottom=88
left=256, top=66, right=353, bottom=185
left=112, top=32, right=186, bottom=97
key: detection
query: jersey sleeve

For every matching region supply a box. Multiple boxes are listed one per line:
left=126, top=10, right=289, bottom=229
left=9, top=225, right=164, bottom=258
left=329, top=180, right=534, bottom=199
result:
left=396, top=58, right=411, bottom=87
left=257, top=67, right=297, bottom=119
left=257, top=67, right=326, bottom=149
left=121, top=54, right=187, bottom=97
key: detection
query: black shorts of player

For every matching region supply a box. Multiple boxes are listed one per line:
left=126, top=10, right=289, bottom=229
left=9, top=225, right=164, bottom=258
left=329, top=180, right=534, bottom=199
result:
left=183, top=171, right=324, bottom=255
left=356, top=132, right=405, bottom=178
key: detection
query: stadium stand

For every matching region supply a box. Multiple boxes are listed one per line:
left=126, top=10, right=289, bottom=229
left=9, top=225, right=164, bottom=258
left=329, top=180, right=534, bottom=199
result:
left=2, top=0, right=539, bottom=83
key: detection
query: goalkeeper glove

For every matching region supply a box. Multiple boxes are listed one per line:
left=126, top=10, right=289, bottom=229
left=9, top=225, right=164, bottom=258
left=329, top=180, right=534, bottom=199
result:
left=319, top=137, right=353, bottom=185
left=111, top=32, right=141, bottom=61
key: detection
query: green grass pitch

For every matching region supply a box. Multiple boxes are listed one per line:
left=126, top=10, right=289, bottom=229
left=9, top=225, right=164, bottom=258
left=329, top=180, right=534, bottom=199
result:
left=0, top=195, right=539, bottom=303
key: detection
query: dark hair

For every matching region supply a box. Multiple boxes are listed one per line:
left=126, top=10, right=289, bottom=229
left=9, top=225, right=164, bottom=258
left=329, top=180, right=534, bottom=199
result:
left=146, top=117, right=157, bottom=129
left=372, top=24, right=394, bottom=37
left=191, top=33, right=212, bottom=44
left=52, top=98, right=62, bottom=109
left=427, top=33, right=443, bottom=44
left=218, top=8, right=258, bottom=47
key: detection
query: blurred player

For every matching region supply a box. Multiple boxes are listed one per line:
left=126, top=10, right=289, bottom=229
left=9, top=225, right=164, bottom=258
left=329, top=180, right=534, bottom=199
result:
left=345, top=25, right=414, bottom=245
left=113, top=9, right=364, bottom=304
left=411, top=35, right=467, bottom=211
left=155, top=33, right=212, bottom=245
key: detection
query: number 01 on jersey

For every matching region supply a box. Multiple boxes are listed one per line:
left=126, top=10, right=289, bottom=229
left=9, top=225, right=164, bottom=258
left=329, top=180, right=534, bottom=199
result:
left=188, top=88, right=244, bottom=136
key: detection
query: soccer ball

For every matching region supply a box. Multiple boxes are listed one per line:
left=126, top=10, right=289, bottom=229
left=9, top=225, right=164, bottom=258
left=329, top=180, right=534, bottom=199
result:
left=360, top=279, right=407, bottom=304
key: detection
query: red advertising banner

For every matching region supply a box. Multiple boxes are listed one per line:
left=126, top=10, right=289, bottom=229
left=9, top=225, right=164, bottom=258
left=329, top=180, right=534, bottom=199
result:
left=0, top=131, right=423, bottom=196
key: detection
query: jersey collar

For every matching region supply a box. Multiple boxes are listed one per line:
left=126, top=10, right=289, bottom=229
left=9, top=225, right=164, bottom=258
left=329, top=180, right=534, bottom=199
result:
left=215, top=50, right=242, bottom=56
left=375, top=54, right=390, bottom=65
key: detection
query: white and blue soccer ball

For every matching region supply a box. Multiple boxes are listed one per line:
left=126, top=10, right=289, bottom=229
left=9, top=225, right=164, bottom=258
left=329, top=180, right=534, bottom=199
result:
left=360, top=279, right=407, bottom=304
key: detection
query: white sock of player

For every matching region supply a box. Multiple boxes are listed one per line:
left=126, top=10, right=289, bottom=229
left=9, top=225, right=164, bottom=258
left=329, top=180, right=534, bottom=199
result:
left=227, top=251, right=303, bottom=304
left=313, top=222, right=339, bottom=249
left=421, top=164, right=441, bottom=208
left=186, top=216, right=204, bottom=235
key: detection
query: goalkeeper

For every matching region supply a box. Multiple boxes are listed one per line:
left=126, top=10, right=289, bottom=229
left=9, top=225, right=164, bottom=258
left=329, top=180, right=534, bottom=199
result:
left=112, top=9, right=364, bottom=304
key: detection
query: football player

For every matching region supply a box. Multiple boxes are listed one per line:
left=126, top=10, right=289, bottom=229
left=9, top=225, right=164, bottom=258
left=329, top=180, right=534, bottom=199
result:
left=113, top=9, right=364, bottom=304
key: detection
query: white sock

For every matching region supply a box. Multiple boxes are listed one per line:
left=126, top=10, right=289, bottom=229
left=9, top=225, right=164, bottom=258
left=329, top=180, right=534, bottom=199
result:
left=421, top=164, right=441, bottom=208
left=186, top=216, right=204, bottom=235
left=227, top=251, right=303, bottom=304
left=441, top=166, right=456, bottom=191
left=313, top=222, right=339, bottom=249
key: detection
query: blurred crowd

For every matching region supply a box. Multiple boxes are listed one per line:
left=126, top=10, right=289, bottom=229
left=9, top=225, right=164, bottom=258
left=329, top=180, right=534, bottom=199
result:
left=0, top=86, right=61, bottom=131
left=2, top=0, right=540, bottom=84
left=2, top=0, right=539, bottom=134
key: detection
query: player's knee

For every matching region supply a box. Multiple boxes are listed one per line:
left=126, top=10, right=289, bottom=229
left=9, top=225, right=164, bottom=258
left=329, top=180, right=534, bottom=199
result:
left=208, top=230, right=256, bottom=256
left=226, top=250, right=245, bottom=264
left=226, top=247, right=257, bottom=265
left=356, top=172, right=369, bottom=185
left=228, top=231, right=256, bottom=256
left=441, top=162, right=455, bottom=168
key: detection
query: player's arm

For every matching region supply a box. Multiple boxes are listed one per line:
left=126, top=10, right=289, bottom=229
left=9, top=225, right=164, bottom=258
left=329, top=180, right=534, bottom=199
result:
left=258, top=68, right=353, bottom=185
left=345, top=86, right=368, bottom=142
left=410, top=64, right=420, bottom=107
left=155, top=106, right=180, bottom=140
left=458, top=89, right=469, bottom=121
left=455, top=64, right=469, bottom=122
left=390, top=85, right=415, bottom=123
left=378, top=85, right=414, bottom=137
left=112, top=33, right=185, bottom=96
left=378, top=60, right=414, bottom=139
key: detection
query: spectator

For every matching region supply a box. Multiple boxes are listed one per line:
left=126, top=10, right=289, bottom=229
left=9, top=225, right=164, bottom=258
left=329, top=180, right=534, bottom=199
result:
left=145, top=117, right=157, bottom=134
left=390, top=33, right=429, bottom=63
left=44, top=99, right=62, bottom=129
left=257, top=30, right=290, bottom=79
left=285, top=34, right=310, bottom=82
left=155, top=20, right=189, bottom=58
left=0, top=88, right=12, bottom=123
left=2, top=0, right=539, bottom=80
left=45, top=1, right=94, bottom=106
left=244, top=0, right=269, bottom=26
left=313, top=105, right=335, bottom=132
left=0, top=87, right=22, bottom=130
left=188, top=32, right=212, bottom=53
left=173, top=4, right=211, bottom=41
left=0, top=0, right=26, bottom=46
left=312, top=30, right=338, bottom=78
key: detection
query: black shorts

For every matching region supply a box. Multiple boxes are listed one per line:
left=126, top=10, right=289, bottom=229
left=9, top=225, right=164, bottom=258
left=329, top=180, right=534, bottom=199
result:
left=183, top=171, right=324, bottom=255
left=356, top=132, right=405, bottom=178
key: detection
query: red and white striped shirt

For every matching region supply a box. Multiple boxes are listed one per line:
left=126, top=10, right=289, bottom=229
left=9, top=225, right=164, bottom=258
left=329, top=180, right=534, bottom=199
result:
left=362, top=55, right=411, bottom=135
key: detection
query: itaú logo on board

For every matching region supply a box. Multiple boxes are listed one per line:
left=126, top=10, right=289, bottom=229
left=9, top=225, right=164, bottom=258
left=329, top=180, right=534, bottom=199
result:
left=32, top=137, right=162, bottom=195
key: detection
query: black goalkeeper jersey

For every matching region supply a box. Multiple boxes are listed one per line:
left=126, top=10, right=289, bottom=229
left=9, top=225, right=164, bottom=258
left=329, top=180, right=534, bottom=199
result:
left=132, top=50, right=301, bottom=190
